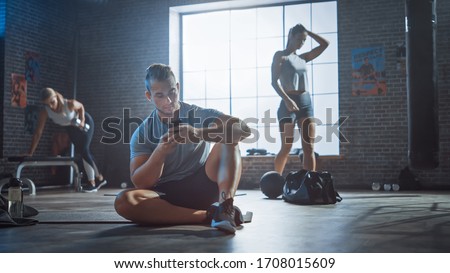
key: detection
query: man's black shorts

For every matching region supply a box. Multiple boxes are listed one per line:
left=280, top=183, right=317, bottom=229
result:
left=152, top=165, right=219, bottom=210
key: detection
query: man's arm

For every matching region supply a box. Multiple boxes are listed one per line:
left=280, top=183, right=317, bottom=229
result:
left=168, top=114, right=251, bottom=145
left=133, top=113, right=251, bottom=187
left=198, top=115, right=252, bottom=144
left=130, top=133, right=177, bottom=189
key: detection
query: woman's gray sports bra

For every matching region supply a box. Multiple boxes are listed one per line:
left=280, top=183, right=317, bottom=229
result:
left=279, top=54, right=309, bottom=92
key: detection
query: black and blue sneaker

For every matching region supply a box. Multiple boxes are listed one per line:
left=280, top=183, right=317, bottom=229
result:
left=206, top=200, right=243, bottom=227
left=210, top=198, right=240, bottom=234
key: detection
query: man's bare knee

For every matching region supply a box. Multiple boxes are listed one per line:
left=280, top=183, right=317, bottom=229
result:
left=114, top=190, right=133, bottom=217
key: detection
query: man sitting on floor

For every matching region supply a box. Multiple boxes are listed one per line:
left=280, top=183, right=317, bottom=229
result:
left=114, top=63, right=252, bottom=233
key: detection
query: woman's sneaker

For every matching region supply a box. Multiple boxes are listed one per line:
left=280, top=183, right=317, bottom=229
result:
left=210, top=198, right=239, bottom=234
left=82, top=180, right=107, bottom=193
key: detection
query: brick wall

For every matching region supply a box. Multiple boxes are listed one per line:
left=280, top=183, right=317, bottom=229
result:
left=2, top=0, right=449, bottom=190
left=1, top=0, right=76, bottom=184
left=0, top=0, right=4, bottom=158
left=337, top=0, right=411, bottom=188
left=243, top=0, right=449, bottom=190
left=337, top=0, right=450, bottom=189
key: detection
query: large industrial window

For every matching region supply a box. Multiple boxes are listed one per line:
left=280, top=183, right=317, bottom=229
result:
left=181, top=1, right=339, bottom=156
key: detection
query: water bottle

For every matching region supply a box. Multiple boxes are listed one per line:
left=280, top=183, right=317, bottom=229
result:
left=392, top=183, right=400, bottom=191
left=71, top=118, right=90, bottom=132
left=8, top=178, right=23, bottom=218
left=371, top=182, right=381, bottom=191
left=383, top=183, right=392, bottom=191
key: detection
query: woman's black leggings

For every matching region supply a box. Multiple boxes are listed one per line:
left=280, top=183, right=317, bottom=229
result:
left=66, top=112, right=99, bottom=181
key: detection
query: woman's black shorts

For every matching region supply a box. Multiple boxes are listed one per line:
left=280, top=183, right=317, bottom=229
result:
left=277, top=91, right=314, bottom=123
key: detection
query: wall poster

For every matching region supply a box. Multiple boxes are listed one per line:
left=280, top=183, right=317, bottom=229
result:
left=352, top=46, right=387, bottom=96
left=11, top=73, right=27, bottom=108
left=25, top=51, right=41, bottom=82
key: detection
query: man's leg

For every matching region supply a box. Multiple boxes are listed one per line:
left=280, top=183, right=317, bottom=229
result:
left=204, top=143, right=243, bottom=233
left=114, top=189, right=207, bottom=225
left=205, top=143, right=242, bottom=202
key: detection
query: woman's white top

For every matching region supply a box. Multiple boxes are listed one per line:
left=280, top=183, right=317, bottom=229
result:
left=45, top=99, right=77, bottom=126
left=279, top=54, right=309, bottom=92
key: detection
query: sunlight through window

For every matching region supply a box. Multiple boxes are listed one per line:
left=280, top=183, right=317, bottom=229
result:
left=182, top=1, right=338, bottom=156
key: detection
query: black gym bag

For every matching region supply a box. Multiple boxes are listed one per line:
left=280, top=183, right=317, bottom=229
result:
left=282, top=170, right=342, bottom=205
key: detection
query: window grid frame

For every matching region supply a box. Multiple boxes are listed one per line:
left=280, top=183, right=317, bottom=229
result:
left=180, top=1, right=339, bottom=156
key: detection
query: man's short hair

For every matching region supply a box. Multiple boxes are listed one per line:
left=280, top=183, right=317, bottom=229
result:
left=145, top=63, right=177, bottom=91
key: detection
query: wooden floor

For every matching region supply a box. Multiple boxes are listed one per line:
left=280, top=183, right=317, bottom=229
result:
left=1, top=188, right=450, bottom=253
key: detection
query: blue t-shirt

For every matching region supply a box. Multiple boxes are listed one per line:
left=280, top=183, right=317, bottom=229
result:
left=130, top=101, right=223, bottom=184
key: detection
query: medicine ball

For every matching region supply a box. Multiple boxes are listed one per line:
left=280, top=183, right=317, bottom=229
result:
left=260, top=171, right=285, bottom=199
